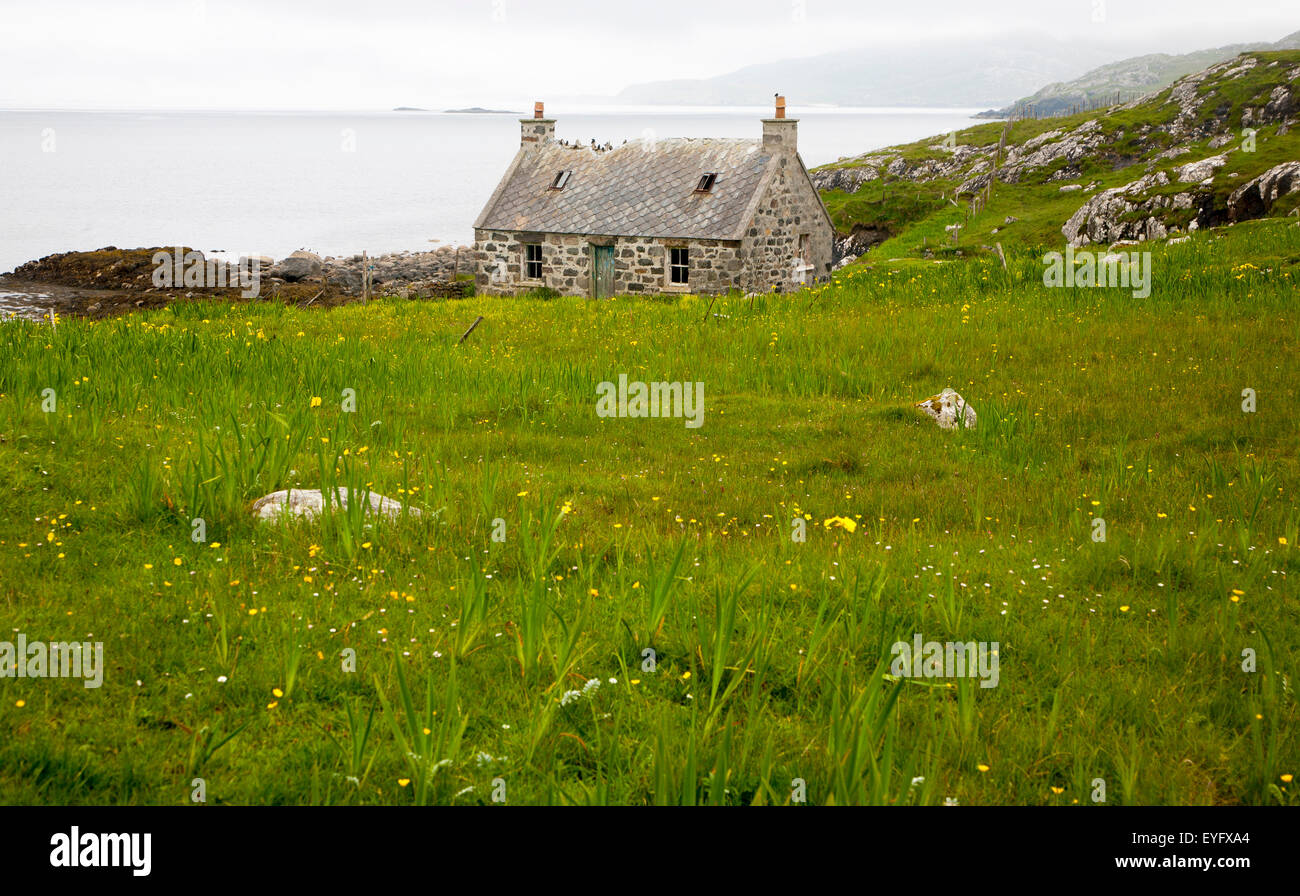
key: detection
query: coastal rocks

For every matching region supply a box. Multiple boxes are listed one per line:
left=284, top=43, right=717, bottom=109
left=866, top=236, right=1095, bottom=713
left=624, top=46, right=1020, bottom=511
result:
left=251, top=487, right=420, bottom=522
left=240, top=254, right=275, bottom=272
left=915, top=389, right=976, bottom=431
left=1227, top=161, right=1300, bottom=222
left=319, top=246, right=471, bottom=295
left=270, top=250, right=323, bottom=282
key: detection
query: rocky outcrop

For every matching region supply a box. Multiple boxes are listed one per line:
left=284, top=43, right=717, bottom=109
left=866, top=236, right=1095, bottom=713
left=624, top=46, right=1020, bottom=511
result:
left=997, top=120, right=1107, bottom=184
left=1062, top=171, right=1193, bottom=246
left=1262, top=85, right=1294, bottom=122
left=1175, top=154, right=1228, bottom=184
left=811, top=162, right=890, bottom=194
left=1227, top=161, right=1300, bottom=222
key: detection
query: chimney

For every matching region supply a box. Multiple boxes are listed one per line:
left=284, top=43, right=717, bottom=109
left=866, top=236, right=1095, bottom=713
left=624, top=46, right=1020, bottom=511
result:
left=521, top=100, right=555, bottom=148
left=762, top=95, right=797, bottom=152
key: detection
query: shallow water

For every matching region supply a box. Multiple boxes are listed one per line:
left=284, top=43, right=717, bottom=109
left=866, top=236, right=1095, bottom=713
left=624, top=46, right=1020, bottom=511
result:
left=0, top=288, right=52, bottom=321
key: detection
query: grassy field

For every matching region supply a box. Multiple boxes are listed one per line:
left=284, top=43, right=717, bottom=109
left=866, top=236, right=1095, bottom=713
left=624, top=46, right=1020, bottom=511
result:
left=1, top=219, right=1297, bottom=805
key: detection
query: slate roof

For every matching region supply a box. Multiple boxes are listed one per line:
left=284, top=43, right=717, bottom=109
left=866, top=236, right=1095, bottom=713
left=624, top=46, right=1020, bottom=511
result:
left=474, top=138, right=776, bottom=240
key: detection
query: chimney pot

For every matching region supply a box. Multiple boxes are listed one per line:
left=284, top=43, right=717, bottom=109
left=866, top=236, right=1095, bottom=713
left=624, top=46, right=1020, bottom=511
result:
left=521, top=104, right=555, bottom=148
left=775, top=96, right=786, bottom=119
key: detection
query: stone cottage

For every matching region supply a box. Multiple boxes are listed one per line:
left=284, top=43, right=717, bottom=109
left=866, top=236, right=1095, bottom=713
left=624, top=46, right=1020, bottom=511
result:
left=472, top=98, right=835, bottom=297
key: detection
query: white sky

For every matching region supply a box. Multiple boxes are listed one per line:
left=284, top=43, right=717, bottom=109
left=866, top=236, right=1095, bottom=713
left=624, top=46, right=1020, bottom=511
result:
left=0, top=0, right=1295, bottom=109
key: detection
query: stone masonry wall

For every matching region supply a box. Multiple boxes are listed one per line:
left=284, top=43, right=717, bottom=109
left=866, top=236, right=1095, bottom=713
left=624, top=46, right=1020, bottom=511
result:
left=474, top=230, right=743, bottom=296
left=738, top=156, right=836, bottom=293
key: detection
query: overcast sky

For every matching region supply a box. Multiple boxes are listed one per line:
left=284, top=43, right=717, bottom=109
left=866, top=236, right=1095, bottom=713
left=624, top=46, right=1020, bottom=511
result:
left=1, top=0, right=1295, bottom=109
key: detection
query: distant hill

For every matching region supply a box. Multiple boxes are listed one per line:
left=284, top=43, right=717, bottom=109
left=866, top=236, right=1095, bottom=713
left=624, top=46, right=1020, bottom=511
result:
left=615, top=33, right=1130, bottom=108
left=976, top=29, right=1300, bottom=118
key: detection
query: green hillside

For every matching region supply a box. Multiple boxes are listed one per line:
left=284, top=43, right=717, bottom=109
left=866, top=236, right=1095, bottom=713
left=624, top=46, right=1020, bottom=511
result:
left=816, top=49, right=1300, bottom=262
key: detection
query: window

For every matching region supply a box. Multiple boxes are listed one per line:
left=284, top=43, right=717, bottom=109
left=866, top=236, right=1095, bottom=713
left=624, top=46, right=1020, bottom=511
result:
left=524, top=243, right=543, bottom=280
left=694, top=173, right=717, bottom=193
left=551, top=170, right=571, bottom=190
left=669, top=247, right=689, bottom=285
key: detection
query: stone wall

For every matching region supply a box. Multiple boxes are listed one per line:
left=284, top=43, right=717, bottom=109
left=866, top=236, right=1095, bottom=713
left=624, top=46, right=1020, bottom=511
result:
left=739, top=155, right=836, bottom=292
left=473, top=230, right=744, bottom=296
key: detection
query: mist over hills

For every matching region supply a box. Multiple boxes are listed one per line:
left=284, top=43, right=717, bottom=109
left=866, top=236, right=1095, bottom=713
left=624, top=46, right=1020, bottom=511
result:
left=616, top=33, right=1140, bottom=107
left=614, top=29, right=1300, bottom=110
left=979, top=28, right=1300, bottom=117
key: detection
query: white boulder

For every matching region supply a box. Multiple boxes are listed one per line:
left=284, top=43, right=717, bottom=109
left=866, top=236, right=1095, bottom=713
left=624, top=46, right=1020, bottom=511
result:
left=915, top=389, right=976, bottom=430
left=1175, top=154, right=1227, bottom=184
left=251, top=487, right=419, bottom=521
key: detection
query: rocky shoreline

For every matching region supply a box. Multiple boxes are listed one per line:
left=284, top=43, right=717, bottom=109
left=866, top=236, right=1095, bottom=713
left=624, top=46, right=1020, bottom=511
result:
left=0, top=245, right=474, bottom=319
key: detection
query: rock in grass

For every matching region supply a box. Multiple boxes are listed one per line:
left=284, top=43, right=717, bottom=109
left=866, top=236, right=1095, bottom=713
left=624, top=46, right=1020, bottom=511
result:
left=251, top=487, right=419, bottom=521
left=914, top=389, right=976, bottom=430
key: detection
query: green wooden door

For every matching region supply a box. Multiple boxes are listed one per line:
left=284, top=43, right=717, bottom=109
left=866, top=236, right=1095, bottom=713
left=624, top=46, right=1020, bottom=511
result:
left=592, top=245, right=615, bottom=298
